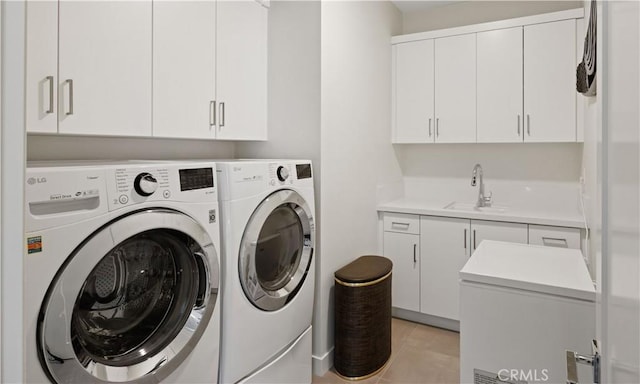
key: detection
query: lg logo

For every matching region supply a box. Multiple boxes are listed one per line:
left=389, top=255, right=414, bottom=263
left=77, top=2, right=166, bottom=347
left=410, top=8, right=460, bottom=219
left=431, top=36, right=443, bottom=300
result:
left=27, top=177, right=47, bottom=185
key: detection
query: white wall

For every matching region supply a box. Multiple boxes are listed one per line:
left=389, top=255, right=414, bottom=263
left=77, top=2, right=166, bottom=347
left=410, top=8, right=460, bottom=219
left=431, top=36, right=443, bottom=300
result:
left=402, top=0, right=582, bottom=34
left=1, top=1, right=26, bottom=382
left=398, top=143, right=582, bottom=181
left=27, top=135, right=235, bottom=161
left=318, top=0, right=402, bottom=374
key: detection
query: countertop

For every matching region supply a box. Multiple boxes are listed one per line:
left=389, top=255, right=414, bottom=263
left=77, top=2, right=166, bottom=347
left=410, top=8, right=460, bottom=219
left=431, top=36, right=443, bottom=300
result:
left=459, top=240, right=595, bottom=301
left=377, top=197, right=585, bottom=228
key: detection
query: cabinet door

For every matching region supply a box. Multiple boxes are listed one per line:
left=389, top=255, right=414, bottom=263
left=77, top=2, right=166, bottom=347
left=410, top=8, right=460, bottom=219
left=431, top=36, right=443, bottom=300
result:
left=470, top=220, right=528, bottom=252
left=393, top=40, right=435, bottom=143
left=58, top=1, right=152, bottom=136
left=153, top=1, right=216, bottom=139
left=26, top=1, right=58, bottom=133
left=434, top=34, right=476, bottom=143
left=477, top=27, right=523, bottom=143
left=420, top=216, right=470, bottom=321
left=524, top=19, right=576, bottom=142
left=216, top=0, right=268, bottom=140
left=383, top=232, right=420, bottom=312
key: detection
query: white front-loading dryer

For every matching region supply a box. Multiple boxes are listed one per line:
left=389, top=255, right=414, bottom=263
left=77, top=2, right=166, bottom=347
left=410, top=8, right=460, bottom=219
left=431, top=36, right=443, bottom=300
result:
left=216, top=160, right=315, bottom=384
left=24, top=161, right=222, bottom=384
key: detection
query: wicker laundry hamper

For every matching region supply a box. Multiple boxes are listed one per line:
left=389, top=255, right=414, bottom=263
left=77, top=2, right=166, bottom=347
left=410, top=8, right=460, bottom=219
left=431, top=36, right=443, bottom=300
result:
left=334, top=255, right=392, bottom=380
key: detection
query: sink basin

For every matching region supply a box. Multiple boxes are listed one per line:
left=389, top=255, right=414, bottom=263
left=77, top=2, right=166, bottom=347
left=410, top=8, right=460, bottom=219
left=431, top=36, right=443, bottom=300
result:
left=444, top=201, right=508, bottom=214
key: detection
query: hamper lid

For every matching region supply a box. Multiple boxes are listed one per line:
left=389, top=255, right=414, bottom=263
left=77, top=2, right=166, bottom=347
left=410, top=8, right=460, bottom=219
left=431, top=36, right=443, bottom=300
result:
left=334, top=256, right=393, bottom=284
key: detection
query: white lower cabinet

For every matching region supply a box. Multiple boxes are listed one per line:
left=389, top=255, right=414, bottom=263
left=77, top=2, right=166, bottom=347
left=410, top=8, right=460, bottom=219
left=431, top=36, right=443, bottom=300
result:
left=420, top=217, right=526, bottom=321
left=420, top=216, right=470, bottom=321
left=470, top=219, right=528, bottom=252
left=383, top=213, right=568, bottom=323
left=383, top=231, right=420, bottom=312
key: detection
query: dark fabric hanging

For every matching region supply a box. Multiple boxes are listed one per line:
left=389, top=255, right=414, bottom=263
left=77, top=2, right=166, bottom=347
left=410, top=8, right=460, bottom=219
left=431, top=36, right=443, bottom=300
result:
left=577, top=0, right=597, bottom=96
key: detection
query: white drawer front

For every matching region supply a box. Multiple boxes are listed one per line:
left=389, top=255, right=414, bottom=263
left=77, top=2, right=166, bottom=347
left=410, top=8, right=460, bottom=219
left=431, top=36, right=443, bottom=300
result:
left=383, top=213, right=420, bottom=234
left=529, top=225, right=581, bottom=249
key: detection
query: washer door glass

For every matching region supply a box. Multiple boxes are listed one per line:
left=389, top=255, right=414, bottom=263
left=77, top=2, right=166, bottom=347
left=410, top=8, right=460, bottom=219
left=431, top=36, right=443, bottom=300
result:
left=240, top=190, right=314, bottom=311
left=73, top=230, right=199, bottom=366
left=40, top=209, right=219, bottom=384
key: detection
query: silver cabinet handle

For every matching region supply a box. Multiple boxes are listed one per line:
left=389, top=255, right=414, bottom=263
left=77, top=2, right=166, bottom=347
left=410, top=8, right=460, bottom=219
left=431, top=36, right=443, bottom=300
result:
left=428, top=118, right=432, bottom=137
left=473, top=229, right=476, bottom=250
left=65, top=79, right=74, bottom=116
left=219, top=102, right=225, bottom=127
left=436, top=118, right=439, bottom=137
left=391, top=221, right=410, bottom=229
left=413, top=243, right=417, bottom=265
left=527, top=114, right=530, bottom=135
left=517, top=114, right=520, bottom=136
left=464, top=228, right=467, bottom=249
left=542, top=237, right=569, bottom=248
left=209, top=100, right=216, bottom=127
left=46, top=76, right=54, bottom=114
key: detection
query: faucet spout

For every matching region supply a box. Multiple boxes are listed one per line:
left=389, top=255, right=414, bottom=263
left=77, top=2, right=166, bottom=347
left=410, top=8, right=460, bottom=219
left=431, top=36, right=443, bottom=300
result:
left=471, top=164, right=491, bottom=207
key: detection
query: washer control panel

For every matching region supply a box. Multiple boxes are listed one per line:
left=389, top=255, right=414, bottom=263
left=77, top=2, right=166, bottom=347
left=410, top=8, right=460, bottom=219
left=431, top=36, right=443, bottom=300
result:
left=107, top=163, right=217, bottom=210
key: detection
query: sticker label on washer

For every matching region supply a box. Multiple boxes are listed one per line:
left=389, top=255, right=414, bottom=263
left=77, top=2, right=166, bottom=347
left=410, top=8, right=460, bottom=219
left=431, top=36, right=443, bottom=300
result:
left=27, top=236, right=42, bottom=254
left=209, top=209, right=217, bottom=223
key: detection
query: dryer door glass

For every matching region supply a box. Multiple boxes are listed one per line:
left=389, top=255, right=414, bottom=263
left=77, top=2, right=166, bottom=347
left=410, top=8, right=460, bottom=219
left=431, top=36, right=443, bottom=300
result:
left=40, top=209, right=219, bottom=384
left=240, top=189, right=314, bottom=311
left=255, top=204, right=304, bottom=291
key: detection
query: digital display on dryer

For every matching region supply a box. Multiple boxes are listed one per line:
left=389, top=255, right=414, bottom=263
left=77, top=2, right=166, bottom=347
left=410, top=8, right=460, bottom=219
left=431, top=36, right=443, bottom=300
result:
left=296, top=164, right=312, bottom=179
left=179, top=168, right=214, bottom=191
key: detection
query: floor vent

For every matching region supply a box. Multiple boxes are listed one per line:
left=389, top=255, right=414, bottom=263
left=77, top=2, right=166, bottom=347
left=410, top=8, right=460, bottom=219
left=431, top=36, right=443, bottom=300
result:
left=474, top=369, right=528, bottom=384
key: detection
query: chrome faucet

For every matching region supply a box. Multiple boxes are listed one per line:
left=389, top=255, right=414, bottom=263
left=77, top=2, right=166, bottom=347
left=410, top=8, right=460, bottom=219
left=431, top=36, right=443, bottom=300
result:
left=471, top=164, right=492, bottom=207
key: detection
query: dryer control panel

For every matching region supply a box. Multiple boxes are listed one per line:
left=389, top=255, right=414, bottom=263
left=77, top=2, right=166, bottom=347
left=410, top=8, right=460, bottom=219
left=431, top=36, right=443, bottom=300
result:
left=106, top=163, right=217, bottom=211
left=268, top=162, right=313, bottom=186
left=269, top=163, right=293, bottom=186
left=218, top=160, right=314, bottom=201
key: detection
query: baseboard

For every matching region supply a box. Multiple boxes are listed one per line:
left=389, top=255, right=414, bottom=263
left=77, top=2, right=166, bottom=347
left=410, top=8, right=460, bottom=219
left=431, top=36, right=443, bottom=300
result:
left=392, top=307, right=460, bottom=332
left=312, top=347, right=333, bottom=376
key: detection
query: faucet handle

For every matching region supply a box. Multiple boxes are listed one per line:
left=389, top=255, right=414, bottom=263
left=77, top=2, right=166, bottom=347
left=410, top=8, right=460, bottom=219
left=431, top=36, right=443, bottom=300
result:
left=483, top=191, right=493, bottom=206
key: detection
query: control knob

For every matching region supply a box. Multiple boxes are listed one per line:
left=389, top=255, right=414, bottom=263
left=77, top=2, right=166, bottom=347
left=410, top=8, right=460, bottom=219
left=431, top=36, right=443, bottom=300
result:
left=276, top=166, right=289, bottom=182
left=134, top=172, right=158, bottom=196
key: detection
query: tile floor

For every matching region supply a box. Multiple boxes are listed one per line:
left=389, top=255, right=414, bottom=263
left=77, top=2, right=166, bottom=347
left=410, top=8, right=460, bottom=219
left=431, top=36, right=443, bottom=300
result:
left=312, top=317, right=460, bottom=384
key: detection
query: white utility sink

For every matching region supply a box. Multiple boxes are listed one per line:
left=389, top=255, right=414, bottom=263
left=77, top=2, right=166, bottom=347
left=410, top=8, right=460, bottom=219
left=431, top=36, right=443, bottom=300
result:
left=444, top=201, right=508, bottom=213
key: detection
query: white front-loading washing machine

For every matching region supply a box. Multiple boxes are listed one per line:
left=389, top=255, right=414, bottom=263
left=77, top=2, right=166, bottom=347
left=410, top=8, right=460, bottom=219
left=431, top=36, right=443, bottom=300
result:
left=216, top=160, right=315, bottom=384
left=25, top=161, right=222, bottom=383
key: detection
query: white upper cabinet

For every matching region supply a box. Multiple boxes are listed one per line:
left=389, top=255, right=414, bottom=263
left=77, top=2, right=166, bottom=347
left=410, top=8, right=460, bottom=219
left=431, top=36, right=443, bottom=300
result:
left=58, top=1, right=152, bottom=136
left=391, top=9, right=582, bottom=144
left=434, top=33, right=476, bottom=143
left=524, top=19, right=577, bottom=142
left=393, top=40, right=435, bottom=143
left=26, top=0, right=268, bottom=140
left=477, top=27, right=524, bottom=143
left=216, top=0, right=268, bottom=141
left=26, top=1, right=58, bottom=134
left=153, top=1, right=216, bottom=139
